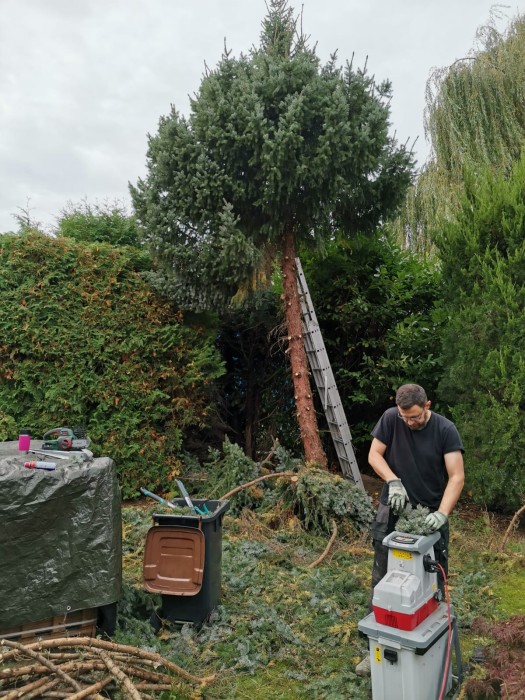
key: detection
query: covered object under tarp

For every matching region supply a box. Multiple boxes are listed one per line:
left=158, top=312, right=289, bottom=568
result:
left=0, top=442, right=121, bottom=628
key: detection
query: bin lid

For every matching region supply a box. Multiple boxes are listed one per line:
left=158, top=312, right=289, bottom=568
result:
left=143, top=526, right=205, bottom=596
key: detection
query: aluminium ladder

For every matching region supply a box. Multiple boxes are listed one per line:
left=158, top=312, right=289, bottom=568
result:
left=295, top=258, right=365, bottom=491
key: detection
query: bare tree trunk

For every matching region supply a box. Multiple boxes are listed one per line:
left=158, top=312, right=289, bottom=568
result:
left=282, top=227, right=327, bottom=468
left=244, top=362, right=260, bottom=459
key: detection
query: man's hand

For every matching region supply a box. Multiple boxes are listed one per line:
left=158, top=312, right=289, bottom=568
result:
left=387, top=479, right=409, bottom=514
left=425, top=511, right=448, bottom=531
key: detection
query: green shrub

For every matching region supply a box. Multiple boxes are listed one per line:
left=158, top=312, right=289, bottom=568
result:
left=436, top=157, right=525, bottom=511
left=0, top=231, right=224, bottom=497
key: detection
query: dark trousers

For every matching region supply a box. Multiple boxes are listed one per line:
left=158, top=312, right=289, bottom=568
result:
left=369, top=503, right=450, bottom=606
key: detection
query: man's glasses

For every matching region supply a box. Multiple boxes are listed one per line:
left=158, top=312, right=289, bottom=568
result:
left=397, top=408, right=426, bottom=424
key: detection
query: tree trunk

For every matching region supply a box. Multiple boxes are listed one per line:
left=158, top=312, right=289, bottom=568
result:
left=281, top=227, right=327, bottom=468
left=244, top=357, right=260, bottom=459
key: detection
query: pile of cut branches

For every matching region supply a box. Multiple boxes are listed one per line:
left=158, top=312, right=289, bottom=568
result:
left=0, top=635, right=214, bottom=698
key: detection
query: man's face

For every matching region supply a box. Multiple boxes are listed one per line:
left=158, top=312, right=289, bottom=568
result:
left=397, top=402, right=431, bottom=431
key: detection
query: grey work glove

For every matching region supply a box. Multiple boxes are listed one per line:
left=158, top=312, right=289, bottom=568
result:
left=425, top=511, right=448, bottom=531
left=387, top=479, right=409, bottom=514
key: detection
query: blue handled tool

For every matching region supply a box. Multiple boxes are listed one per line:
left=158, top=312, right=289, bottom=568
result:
left=174, top=479, right=210, bottom=515
left=140, top=487, right=177, bottom=510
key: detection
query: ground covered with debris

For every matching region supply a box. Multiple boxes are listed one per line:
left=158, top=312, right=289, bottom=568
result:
left=1, top=468, right=523, bottom=699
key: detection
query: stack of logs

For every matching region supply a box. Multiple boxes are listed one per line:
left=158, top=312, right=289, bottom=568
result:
left=0, top=636, right=215, bottom=699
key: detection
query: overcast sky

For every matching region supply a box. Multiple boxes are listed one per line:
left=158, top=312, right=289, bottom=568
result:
left=1, top=0, right=523, bottom=233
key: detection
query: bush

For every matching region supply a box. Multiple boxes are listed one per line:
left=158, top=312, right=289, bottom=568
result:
left=0, top=231, right=224, bottom=497
left=436, top=158, right=525, bottom=511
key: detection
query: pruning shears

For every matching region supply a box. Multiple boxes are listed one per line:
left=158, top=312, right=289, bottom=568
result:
left=174, top=479, right=210, bottom=515
left=140, top=487, right=177, bottom=510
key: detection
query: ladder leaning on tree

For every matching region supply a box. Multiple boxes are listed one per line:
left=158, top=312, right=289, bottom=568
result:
left=295, top=258, right=365, bottom=492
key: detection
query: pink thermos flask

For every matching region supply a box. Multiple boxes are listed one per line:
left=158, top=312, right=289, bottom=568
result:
left=18, top=429, right=31, bottom=451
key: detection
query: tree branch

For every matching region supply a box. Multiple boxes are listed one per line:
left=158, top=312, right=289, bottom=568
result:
left=220, top=471, right=296, bottom=500
left=307, top=519, right=338, bottom=568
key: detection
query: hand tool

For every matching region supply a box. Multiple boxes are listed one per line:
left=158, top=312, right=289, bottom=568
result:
left=42, top=426, right=91, bottom=451
left=140, top=488, right=177, bottom=510
left=24, top=461, right=56, bottom=471
left=174, top=479, right=210, bottom=515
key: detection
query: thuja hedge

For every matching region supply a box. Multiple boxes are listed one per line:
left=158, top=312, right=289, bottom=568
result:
left=0, top=231, right=224, bottom=497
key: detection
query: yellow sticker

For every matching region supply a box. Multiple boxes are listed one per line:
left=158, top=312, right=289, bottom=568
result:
left=392, top=549, right=413, bottom=560
left=374, top=645, right=382, bottom=663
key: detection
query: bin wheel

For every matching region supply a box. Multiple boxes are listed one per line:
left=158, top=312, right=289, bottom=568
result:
left=97, top=603, right=117, bottom=637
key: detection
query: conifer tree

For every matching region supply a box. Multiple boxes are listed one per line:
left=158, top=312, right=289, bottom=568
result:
left=435, top=157, right=525, bottom=511
left=131, top=0, right=413, bottom=467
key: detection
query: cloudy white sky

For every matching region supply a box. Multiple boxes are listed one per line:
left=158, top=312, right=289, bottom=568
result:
left=1, top=0, right=523, bottom=233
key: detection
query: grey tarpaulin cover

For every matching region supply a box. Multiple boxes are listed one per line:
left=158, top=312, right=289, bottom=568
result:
left=0, top=442, right=122, bottom=628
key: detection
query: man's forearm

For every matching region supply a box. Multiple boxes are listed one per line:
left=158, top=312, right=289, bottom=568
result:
left=437, top=474, right=465, bottom=516
left=368, top=450, right=398, bottom=483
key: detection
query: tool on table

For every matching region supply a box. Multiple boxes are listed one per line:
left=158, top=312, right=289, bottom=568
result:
left=24, top=461, right=56, bottom=471
left=27, top=448, right=93, bottom=463
left=27, top=449, right=69, bottom=460
left=174, top=479, right=210, bottom=515
left=42, top=426, right=91, bottom=451
left=140, top=488, right=177, bottom=510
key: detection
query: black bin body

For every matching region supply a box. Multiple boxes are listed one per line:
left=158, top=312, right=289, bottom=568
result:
left=147, top=499, right=229, bottom=625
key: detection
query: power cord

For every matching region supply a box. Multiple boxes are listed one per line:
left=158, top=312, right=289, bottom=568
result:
left=424, top=556, right=454, bottom=700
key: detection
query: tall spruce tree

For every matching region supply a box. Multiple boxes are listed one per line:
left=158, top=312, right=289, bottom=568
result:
left=131, top=0, right=413, bottom=467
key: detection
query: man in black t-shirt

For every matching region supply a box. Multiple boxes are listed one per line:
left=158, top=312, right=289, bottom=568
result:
left=368, top=383, right=464, bottom=591
left=355, top=383, right=464, bottom=676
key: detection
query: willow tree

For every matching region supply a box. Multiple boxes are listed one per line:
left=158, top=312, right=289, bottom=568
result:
left=395, top=10, right=525, bottom=509
left=393, top=11, right=525, bottom=254
left=131, top=0, right=413, bottom=467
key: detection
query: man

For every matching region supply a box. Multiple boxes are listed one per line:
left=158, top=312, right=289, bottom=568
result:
left=355, top=383, right=464, bottom=676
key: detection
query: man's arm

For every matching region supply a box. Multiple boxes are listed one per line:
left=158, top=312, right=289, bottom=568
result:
left=437, top=451, right=465, bottom=516
left=368, top=438, right=398, bottom=482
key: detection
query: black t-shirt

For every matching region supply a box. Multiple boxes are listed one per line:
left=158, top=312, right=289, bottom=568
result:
left=372, top=407, right=464, bottom=509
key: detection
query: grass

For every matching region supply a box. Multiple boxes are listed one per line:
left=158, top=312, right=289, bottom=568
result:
left=115, top=498, right=525, bottom=699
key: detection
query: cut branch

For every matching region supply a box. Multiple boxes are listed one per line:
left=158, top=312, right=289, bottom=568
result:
left=92, top=649, right=141, bottom=700
left=0, top=639, right=81, bottom=692
left=220, top=471, right=296, bottom=500
left=307, top=519, right=338, bottom=568
left=500, top=503, right=525, bottom=551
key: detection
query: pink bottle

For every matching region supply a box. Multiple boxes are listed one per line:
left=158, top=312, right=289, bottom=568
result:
left=18, top=430, right=31, bottom=451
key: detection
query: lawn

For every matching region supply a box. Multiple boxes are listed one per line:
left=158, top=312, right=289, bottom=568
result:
left=115, top=491, right=525, bottom=699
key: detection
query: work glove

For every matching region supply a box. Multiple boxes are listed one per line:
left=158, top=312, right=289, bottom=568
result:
left=425, top=511, right=448, bottom=531
left=387, top=479, right=409, bottom=514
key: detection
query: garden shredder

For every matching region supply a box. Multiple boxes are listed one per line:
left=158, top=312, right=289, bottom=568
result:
left=358, top=531, right=463, bottom=700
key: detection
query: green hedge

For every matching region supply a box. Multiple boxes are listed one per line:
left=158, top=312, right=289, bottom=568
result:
left=0, top=232, right=224, bottom=497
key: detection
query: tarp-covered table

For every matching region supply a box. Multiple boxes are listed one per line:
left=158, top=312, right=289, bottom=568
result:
left=0, top=442, right=121, bottom=629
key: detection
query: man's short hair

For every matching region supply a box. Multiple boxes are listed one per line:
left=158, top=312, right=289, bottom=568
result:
left=395, top=384, right=427, bottom=409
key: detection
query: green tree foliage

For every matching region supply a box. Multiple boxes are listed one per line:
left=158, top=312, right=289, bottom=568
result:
left=393, top=11, right=525, bottom=254
left=131, top=0, right=413, bottom=466
left=56, top=200, right=141, bottom=246
left=216, top=289, right=298, bottom=459
left=302, top=235, right=443, bottom=450
left=427, top=13, right=525, bottom=175
left=0, top=232, right=224, bottom=497
left=131, top=2, right=413, bottom=308
left=436, top=157, right=525, bottom=511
